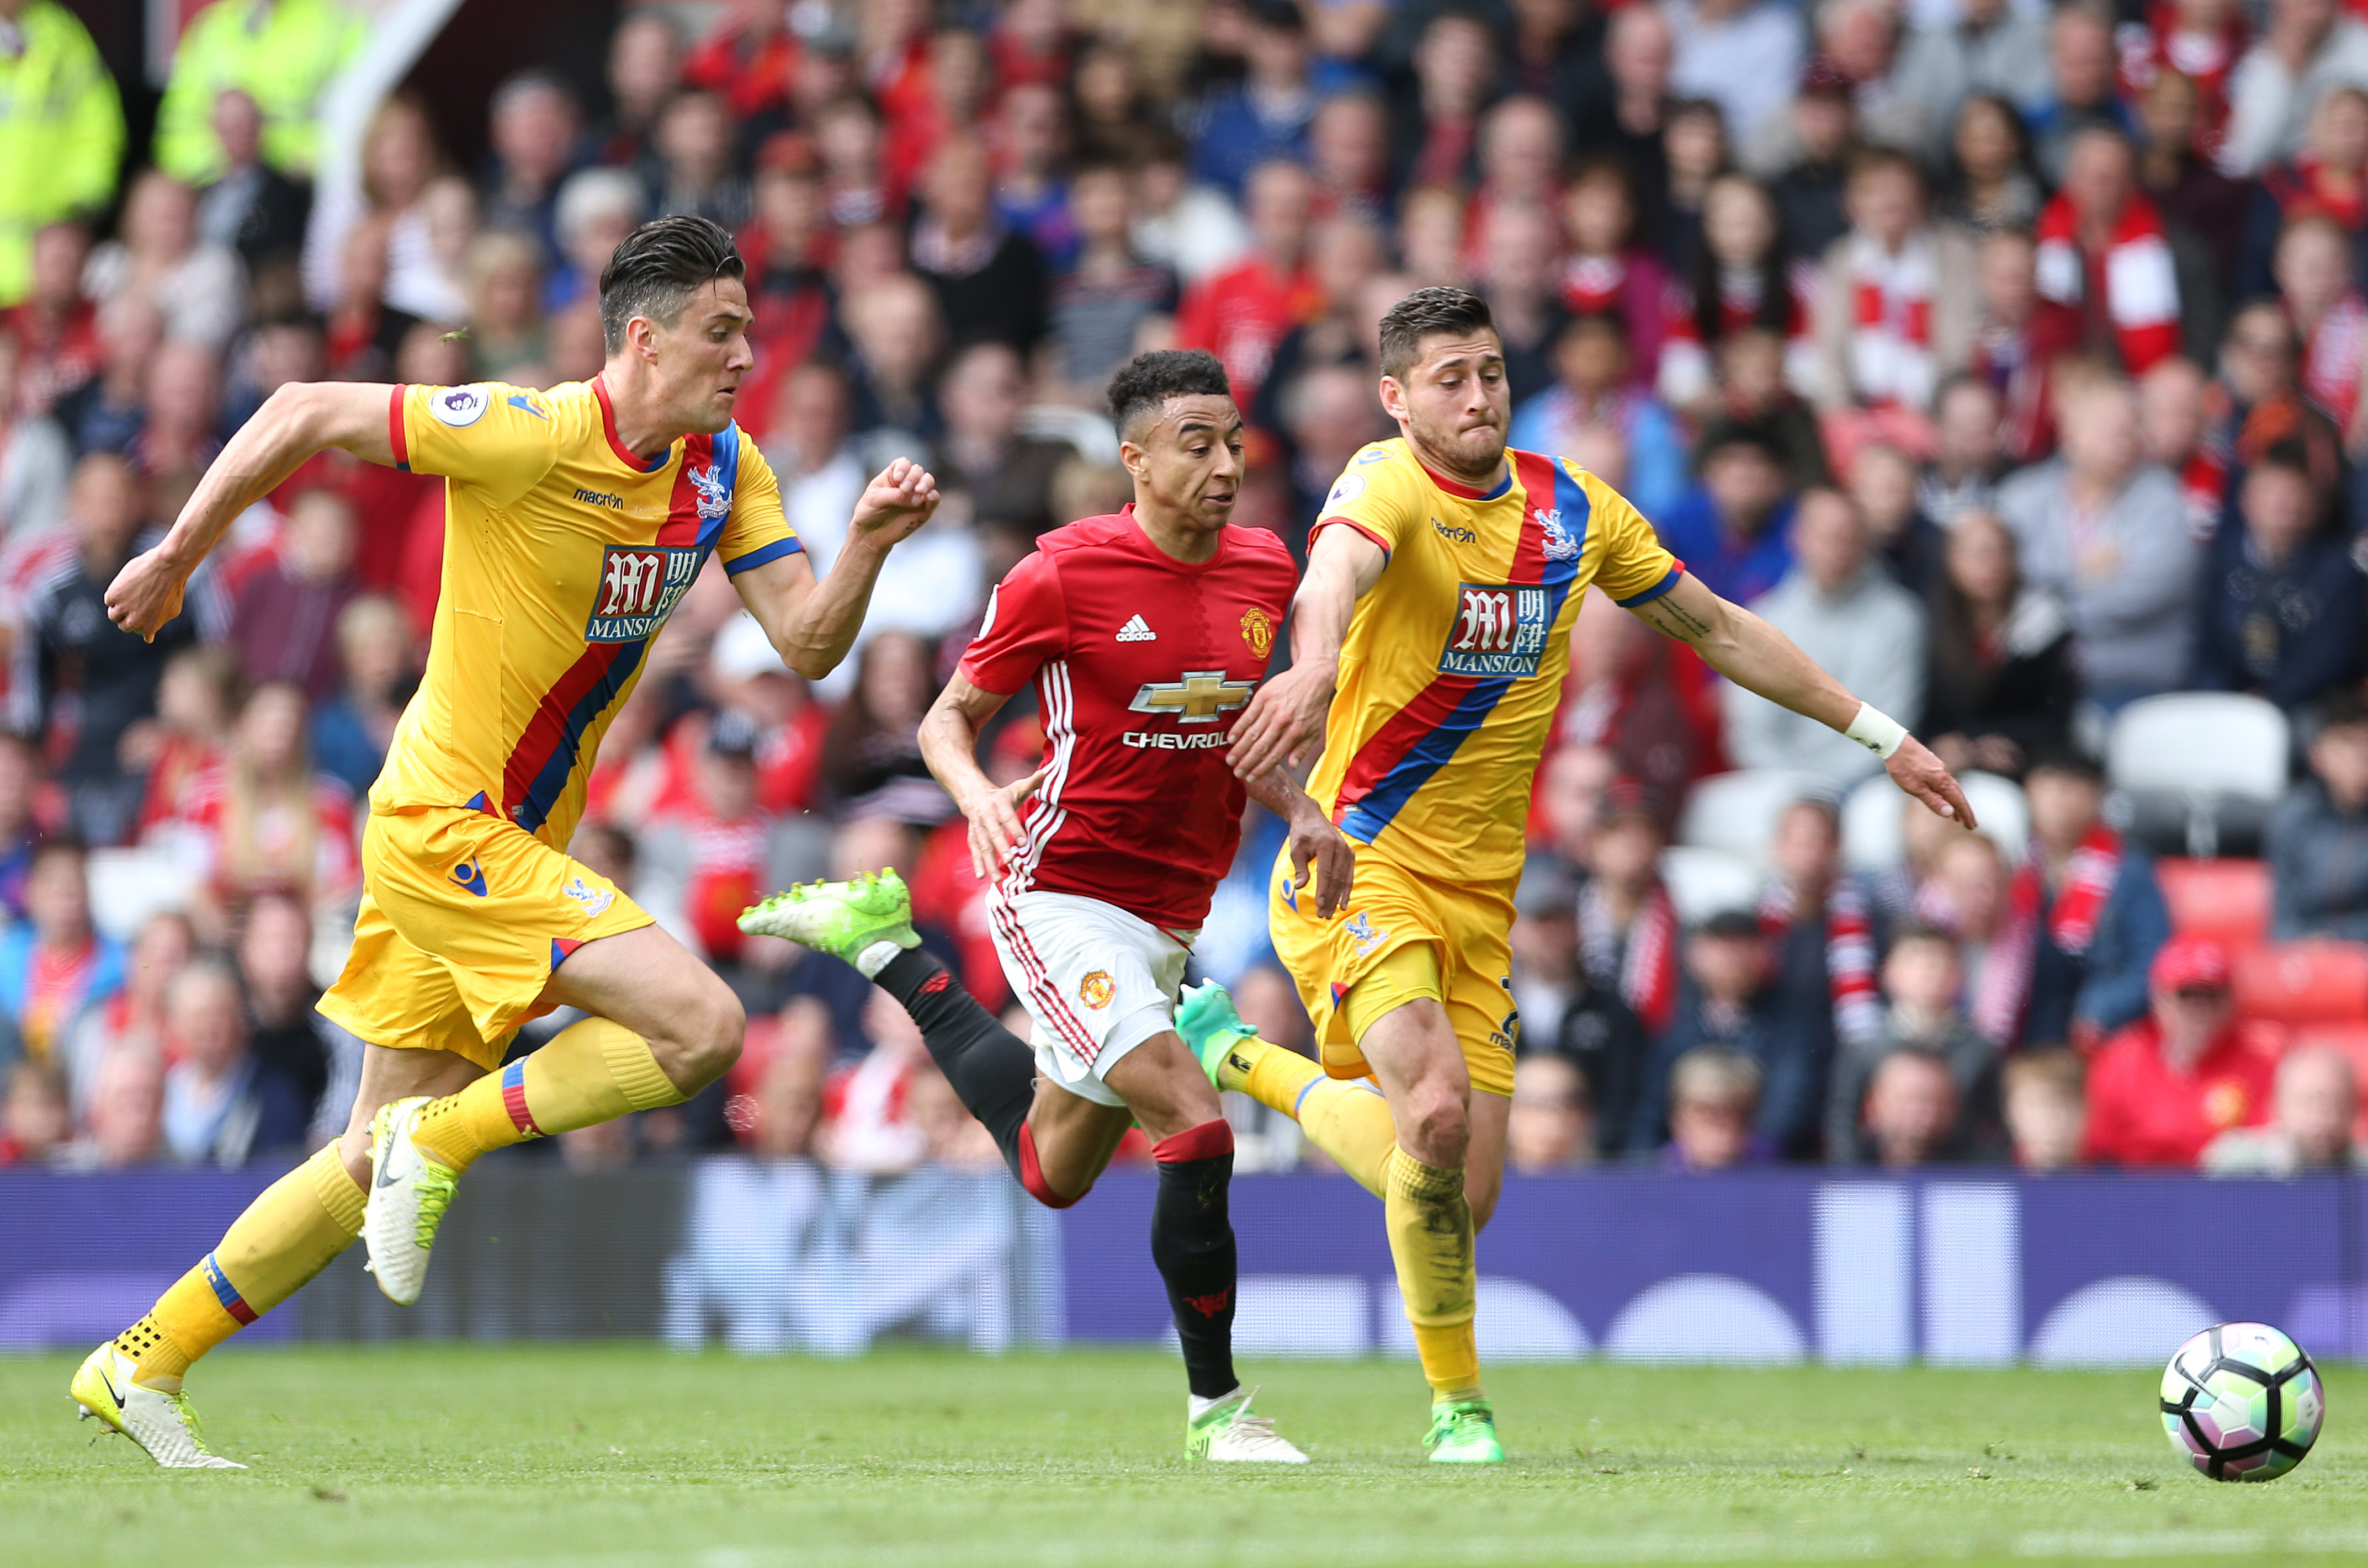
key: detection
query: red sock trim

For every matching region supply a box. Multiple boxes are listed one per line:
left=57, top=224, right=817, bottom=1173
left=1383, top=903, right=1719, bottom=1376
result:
left=1017, top=1122, right=1084, bottom=1209
left=1153, top=1118, right=1234, bottom=1163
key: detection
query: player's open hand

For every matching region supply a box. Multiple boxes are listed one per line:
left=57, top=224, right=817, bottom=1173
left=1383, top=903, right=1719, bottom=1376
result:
left=103, top=546, right=189, bottom=643
left=1286, top=805, right=1356, bottom=919
left=1229, top=661, right=1335, bottom=780
left=962, top=768, right=1047, bottom=880
left=1887, top=735, right=1978, bottom=831
left=847, top=457, right=941, bottom=549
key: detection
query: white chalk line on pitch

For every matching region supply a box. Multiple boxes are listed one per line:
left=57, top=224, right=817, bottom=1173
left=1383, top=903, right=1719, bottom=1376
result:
left=244, top=1527, right=2368, bottom=1568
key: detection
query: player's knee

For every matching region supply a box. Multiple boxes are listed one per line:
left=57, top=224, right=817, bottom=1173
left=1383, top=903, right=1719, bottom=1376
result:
left=665, top=986, right=746, bottom=1087
left=1404, top=1086, right=1470, bottom=1165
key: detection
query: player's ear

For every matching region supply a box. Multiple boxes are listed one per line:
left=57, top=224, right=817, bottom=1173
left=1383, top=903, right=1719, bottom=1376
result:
left=1118, top=435, right=1148, bottom=484
left=1378, top=375, right=1408, bottom=422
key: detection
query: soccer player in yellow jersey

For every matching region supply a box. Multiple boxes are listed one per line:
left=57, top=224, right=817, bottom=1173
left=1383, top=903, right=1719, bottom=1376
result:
left=71, top=217, right=942, bottom=1468
left=1186, top=287, right=1978, bottom=1462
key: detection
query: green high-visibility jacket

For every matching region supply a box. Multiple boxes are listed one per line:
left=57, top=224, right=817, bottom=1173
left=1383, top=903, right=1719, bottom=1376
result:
left=153, top=0, right=364, bottom=187
left=0, top=0, right=124, bottom=305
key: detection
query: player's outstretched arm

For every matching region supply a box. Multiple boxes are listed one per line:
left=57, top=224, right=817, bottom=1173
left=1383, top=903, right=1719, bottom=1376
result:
left=1243, top=767, right=1355, bottom=918
left=734, top=458, right=941, bottom=679
left=919, top=672, right=1046, bottom=879
left=1627, top=571, right=1978, bottom=829
left=105, top=381, right=396, bottom=641
left=1229, top=524, right=1387, bottom=779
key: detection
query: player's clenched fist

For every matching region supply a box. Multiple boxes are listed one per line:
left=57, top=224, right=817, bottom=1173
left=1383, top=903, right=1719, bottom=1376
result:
left=103, top=546, right=190, bottom=643
left=958, top=767, right=1047, bottom=881
left=847, top=456, right=942, bottom=548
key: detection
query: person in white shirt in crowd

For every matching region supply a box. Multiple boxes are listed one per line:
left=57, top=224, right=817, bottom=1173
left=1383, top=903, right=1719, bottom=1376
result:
left=0, top=332, right=70, bottom=543
left=1666, top=0, right=1804, bottom=152
left=2224, top=0, right=2368, bottom=177
left=1995, top=372, right=2197, bottom=709
left=2204, top=1046, right=2367, bottom=1174
left=1723, top=487, right=1928, bottom=788
left=1892, top=0, right=2052, bottom=162
left=1811, top=148, right=1979, bottom=414
left=81, top=169, right=246, bottom=354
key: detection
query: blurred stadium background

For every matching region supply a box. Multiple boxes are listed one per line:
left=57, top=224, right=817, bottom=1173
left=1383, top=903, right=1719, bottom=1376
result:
left=9, top=0, right=2368, bottom=1380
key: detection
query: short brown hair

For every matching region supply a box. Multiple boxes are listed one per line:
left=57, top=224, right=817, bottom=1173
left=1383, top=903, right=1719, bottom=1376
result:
left=1378, top=286, right=1496, bottom=380
left=2004, top=1048, right=2085, bottom=1101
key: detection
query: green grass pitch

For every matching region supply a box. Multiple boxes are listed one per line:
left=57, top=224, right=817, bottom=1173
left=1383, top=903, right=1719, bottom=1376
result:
left=6, top=1346, right=2368, bottom=1567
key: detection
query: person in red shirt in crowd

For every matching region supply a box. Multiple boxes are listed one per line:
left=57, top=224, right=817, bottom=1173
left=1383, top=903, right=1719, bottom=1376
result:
left=883, top=25, right=990, bottom=201
left=680, top=0, right=800, bottom=123
left=1176, top=158, right=1324, bottom=417
left=651, top=710, right=779, bottom=969
left=1461, top=96, right=1565, bottom=271
left=989, top=0, right=1073, bottom=92
left=2081, top=936, right=2280, bottom=1167
left=2034, top=125, right=2184, bottom=375
left=2137, top=355, right=2228, bottom=538
left=1558, top=156, right=1670, bottom=386
left=2238, top=83, right=2368, bottom=300
left=2117, top=0, right=2249, bottom=166
left=2276, top=214, right=2368, bottom=439
left=4, top=222, right=100, bottom=419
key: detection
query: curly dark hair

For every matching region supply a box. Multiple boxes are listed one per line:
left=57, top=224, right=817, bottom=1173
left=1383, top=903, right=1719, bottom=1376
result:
left=1106, top=348, right=1233, bottom=438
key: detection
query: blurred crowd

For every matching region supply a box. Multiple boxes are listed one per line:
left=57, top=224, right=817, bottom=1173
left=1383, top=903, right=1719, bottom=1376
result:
left=10, top=0, right=2368, bottom=1179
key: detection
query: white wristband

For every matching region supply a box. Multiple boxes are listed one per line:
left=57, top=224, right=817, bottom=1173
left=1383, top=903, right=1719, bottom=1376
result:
left=1845, top=702, right=1908, bottom=759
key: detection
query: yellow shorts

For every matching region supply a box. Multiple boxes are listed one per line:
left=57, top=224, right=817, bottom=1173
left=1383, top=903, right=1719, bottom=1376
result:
left=317, top=804, right=651, bottom=1071
left=1267, top=839, right=1517, bottom=1098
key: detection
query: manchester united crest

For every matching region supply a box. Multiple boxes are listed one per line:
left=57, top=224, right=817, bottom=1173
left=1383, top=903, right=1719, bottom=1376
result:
left=1079, top=971, right=1115, bottom=1009
left=1240, top=607, right=1275, bottom=657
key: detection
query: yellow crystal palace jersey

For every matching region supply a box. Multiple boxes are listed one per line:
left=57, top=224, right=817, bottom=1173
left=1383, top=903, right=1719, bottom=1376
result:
left=374, top=378, right=799, bottom=846
left=1308, top=438, right=1681, bottom=885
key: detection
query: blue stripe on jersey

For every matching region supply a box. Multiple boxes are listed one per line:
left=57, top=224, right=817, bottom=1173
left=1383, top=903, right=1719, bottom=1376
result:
left=1614, top=564, right=1684, bottom=608
left=1336, top=457, right=1591, bottom=843
left=512, top=637, right=650, bottom=835
left=695, top=424, right=741, bottom=552
left=724, top=535, right=804, bottom=575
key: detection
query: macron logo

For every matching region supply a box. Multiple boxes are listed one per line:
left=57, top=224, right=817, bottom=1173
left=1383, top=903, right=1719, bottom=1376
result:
left=1116, top=614, right=1156, bottom=642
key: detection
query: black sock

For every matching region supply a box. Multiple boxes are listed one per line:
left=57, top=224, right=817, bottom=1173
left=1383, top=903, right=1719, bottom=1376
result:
left=873, top=947, right=1035, bottom=1182
left=1151, top=1124, right=1239, bottom=1401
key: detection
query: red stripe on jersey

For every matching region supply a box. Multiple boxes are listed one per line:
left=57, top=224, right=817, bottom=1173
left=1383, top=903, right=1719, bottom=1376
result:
left=1332, top=669, right=1482, bottom=821
left=1331, top=454, right=1558, bottom=822
left=502, top=641, right=631, bottom=822
left=592, top=376, right=652, bottom=471
left=657, top=433, right=712, bottom=547
left=387, top=385, right=410, bottom=471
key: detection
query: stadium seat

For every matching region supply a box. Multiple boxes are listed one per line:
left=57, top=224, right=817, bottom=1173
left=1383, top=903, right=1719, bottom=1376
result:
left=1676, top=769, right=1827, bottom=864
left=2232, top=941, right=2368, bottom=1027
left=1018, top=403, right=1120, bottom=465
left=2155, top=858, right=2274, bottom=949
left=86, top=846, right=198, bottom=944
left=2107, top=694, right=2291, bottom=858
left=1840, top=769, right=2029, bottom=871
left=1660, top=845, right=1762, bottom=924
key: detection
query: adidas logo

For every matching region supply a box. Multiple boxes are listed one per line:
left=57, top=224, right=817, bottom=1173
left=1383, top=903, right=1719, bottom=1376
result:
left=1115, top=614, right=1156, bottom=642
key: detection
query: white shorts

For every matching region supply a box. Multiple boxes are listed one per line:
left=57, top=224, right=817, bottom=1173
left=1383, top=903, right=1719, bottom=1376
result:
left=986, top=889, right=1197, bottom=1109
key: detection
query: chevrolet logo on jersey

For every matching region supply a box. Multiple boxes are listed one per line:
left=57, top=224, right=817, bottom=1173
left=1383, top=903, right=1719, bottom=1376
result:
left=1439, top=583, right=1552, bottom=677
left=1128, top=670, right=1256, bottom=723
left=586, top=545, right=701, bottom=642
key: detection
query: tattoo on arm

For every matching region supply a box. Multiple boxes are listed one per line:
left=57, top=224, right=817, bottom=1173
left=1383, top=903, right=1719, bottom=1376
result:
left=1636, top=594, right=1715, bottom=642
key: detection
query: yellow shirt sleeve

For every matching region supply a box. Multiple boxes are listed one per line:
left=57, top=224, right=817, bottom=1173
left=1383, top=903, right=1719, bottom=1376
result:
left=394, top=382, right=561, bottom=510
left=1579, top=465, right=1684, bottom=607
left=718, top=436, right=803, bottom=576
left=1310, top=443, right=1425, bottom=559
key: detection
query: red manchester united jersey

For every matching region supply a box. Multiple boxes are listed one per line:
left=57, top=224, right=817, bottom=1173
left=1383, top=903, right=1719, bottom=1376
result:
left=956, top=506, right=1298, bottom=931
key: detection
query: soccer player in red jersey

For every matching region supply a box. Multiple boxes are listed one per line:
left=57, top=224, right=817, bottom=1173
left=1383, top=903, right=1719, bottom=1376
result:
left=745, top=349, right=1352, bottom=1461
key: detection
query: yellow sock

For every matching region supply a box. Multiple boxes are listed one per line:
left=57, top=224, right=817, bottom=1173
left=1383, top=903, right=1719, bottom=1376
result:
left=1224, top=1034, right=1399, bottom=1196
left=126, top=1144, right=365, bottom=1388
left=410, top=1017, right=683, bottom=1172
left=1384, top=1145, right=1481, bottom=1404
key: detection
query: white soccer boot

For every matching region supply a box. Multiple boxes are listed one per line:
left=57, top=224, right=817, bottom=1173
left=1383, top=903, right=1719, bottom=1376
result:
left=1186, top=1386, right=1310, bottom=1463
left=70, top=1343, right=244, bottom=1469
left=363, top=1094, right=459, bottom=1306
